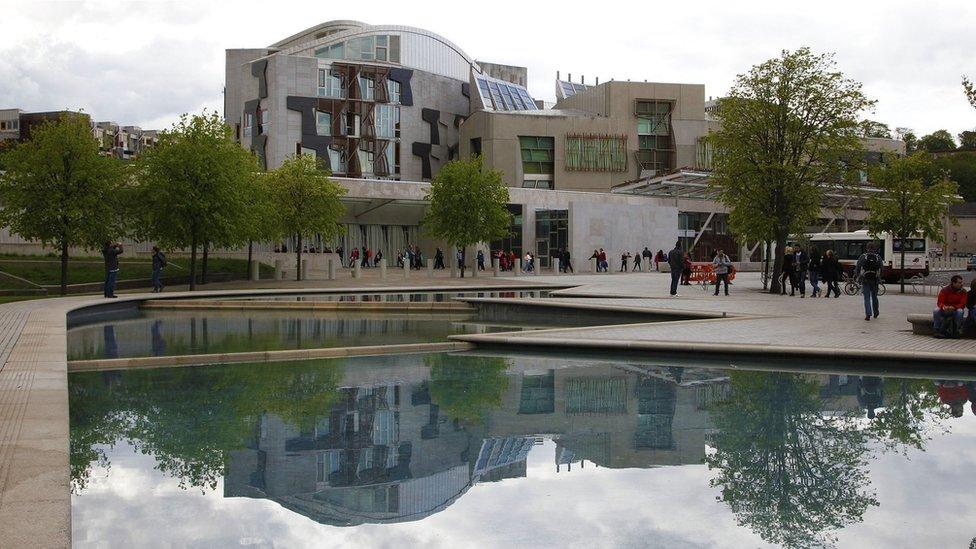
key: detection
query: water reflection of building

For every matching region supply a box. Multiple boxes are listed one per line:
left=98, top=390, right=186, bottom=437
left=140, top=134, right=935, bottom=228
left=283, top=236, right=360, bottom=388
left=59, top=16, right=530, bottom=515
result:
left=224, top=359, right=730, bottom=526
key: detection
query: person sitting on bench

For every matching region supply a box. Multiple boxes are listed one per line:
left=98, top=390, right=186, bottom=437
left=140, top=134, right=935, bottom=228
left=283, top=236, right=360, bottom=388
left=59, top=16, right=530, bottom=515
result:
left=934, top=275, right=967, bottom=338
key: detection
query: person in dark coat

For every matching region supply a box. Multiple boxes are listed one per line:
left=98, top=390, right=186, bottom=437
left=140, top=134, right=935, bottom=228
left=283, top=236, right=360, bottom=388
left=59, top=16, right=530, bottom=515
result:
left=102, top=241, right=123, bottom=298
left=780, top=246, right=796, bottom=296
left=820, top=249, right=841, bottom=298
left=151, top=246, right=166, bottom=293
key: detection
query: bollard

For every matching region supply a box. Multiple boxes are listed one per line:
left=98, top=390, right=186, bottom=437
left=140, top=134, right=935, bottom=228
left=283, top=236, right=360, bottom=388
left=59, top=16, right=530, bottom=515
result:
left=472, top=258, right=480, bottom=278
left=553, top=258, right=561, bottom=276
left=274, top=259, right=283, bottom=280
left=592, top=258, right=599, bottom=274
left=514, top=258, right=521, bottom=277
left=379, top=259, right=387, bottom=280
left=450, top=254, right=458, bottom=278
left=403, top=259, right=410, bottom=280
left=353, top=261, right=362, bottom=279
left=427, top=258, right=434, bottom=278
left=301, top=258, right=309, bottom=280
left=249, top=260, right=260, bottom=281
left=327, top=257, right=337, bottom=280
left=493, top=258, right=500, bottom=277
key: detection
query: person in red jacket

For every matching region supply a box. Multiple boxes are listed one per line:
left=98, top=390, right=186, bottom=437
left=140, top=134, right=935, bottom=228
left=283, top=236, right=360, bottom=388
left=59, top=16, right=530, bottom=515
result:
left=934, top=275, right=967, bottom=338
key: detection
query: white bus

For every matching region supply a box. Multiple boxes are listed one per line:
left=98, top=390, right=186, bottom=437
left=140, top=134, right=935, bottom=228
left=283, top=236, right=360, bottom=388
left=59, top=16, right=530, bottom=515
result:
left=799, top=230, right=929, bottom=281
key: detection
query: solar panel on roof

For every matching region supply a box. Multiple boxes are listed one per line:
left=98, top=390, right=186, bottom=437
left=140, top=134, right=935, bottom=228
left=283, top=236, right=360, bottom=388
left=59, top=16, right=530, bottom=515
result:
left=475, top=74, right=538, bottom=111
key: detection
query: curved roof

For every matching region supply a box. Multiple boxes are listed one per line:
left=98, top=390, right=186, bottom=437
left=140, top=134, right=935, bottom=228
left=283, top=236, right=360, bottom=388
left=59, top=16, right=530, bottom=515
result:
left=272, top=21, right=481, bottom=81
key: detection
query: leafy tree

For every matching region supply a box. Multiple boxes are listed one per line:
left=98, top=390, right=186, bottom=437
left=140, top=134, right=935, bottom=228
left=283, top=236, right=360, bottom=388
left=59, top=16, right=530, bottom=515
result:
left=866, top=378, right=949, bottom=454
left=918, top=129, right=957, bottom=152
left=935, top=153, right=976, bottom=201
left=0, top=114, right=128, bottom=295
left=709, top=48, right=873, bottom=293
left=959, top=130, right=976, bottom=150
left=858, top=119, right=892, bottom=139
left=427, top=354, right=510, bottom=424
left=964, top=76, right=976, bottom=110
left=865, top=152, right=960, bottom=293
left=265, top=154, right=346, bottom=281
left=896, top=127, right=918, bottom=154
left=707, top=372, right=877, bottom=548
left=136, top=111, right=260, bottom=290
left=421, top=156, right=511, bottom=277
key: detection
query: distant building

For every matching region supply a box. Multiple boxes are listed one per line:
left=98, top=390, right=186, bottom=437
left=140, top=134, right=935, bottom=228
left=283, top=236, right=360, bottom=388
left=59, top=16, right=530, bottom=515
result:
left=0, top=108, right=156, bottom=160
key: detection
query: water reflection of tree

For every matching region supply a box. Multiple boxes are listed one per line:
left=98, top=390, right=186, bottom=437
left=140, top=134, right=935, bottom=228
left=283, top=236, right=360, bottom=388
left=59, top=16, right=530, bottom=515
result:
left=70, top=360, right=343, bottom=493
left=707, top=372, right=878, bottom=548
left=867, top=378, right=950, bottom=454
left=426, top=354, right=510, bottom=425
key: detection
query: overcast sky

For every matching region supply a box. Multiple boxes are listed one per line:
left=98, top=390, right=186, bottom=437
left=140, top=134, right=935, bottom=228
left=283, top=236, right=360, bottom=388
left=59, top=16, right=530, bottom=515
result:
left=1, top=0, right=973, bottom=140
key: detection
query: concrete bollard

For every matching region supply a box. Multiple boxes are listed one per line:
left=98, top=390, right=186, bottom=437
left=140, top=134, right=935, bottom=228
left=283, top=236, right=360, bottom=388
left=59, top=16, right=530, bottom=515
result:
left=274, top=259, right=283, bottom=280
left=472, top=258, right=480, bottom=278
left=403, top=259, right=410, bottom=280
left=427, top=258, right=434, bottom=277
left=553, top=258, right=561, bottom=275
left=249, top=260, right=260, bottom=281
left=379, top=259, right=387, bottom=280
left=301, top=259, right=309, bottom=280
left=353, top=261, right=362, bottom=279
left=514, top=259, right=521, bottom=277
left=328, top=257, right=337, bottom=280
left=493, top=258, right=500, bottom=277
left=592, top=258, right=599, bottom=273
left=450, top=255, right=458, bottom=278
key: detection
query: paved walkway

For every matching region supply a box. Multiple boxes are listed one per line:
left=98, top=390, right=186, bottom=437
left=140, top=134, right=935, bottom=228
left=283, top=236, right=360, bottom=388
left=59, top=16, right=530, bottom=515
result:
left=0, top=272, right=970, bottom=547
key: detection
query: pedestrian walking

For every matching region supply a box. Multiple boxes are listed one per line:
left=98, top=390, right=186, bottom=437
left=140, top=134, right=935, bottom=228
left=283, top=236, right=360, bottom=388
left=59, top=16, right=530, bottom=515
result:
left=642, top=247, right=652, bottom=271
left=780, top=246, right=795, bottom=296
left=633, top=251, right=643, bottom=272
left=102, top=241, right=123, bottom=298
left=434, top=248, right=445, bottom=269
left=655, top=249, right=665, bottom=272
left=457, top=248, right=466, bottom=277
left=620, top=252, right=631, bottom=272
left=855, top=243, right=883, bottom=320
left=151, top=246, right=166, bottom=293
left=794, top=245, right=809, bottom=297
left=667, top=241, right=683, bottom=296
left=712, top=249, right=732, bottom=296
left=562, top=249, right=573, bottom=273
left=477, top=250, right=486, bottom=271
left=681, top=253, right=693, bottom=285
left=808, top=248, right=822, bottom=297
left=821, top=249, right=841, bottom=298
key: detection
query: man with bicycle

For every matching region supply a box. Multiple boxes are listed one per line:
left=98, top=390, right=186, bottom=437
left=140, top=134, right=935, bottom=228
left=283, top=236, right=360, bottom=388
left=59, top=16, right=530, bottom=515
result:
left=933, top=275, right=967, bottom=338
left=855, top=243, right=883, bottom=321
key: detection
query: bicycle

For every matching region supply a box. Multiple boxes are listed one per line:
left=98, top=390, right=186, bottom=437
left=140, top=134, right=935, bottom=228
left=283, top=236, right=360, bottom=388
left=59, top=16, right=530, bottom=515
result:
left=843, top=274, right=886, bottom=296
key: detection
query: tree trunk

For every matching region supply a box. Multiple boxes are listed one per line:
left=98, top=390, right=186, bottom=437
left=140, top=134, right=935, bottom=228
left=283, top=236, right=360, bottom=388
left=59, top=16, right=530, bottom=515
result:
left=296, top=235, right=303, bottom=282
left=900, top=238, right=907, bottom=294
left=460, top=248, right=466, bottom=278
left=59, top=241, right=69, bottom=296
left=247, top=240, right=253, bottom=277
left=770, top=228, right=788, bottom=294
left=201, top=242, right=209, bottom=285
left=189, top=235, right=198, bottom=291
left=762, top=240, right=771, bottom=291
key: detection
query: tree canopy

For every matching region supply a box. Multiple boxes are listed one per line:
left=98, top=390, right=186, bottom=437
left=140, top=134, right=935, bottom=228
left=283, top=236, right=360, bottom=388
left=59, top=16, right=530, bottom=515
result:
left=858, top=119, right=892, bottom=139
left=963, top=75, right=976, bottom=110
left=265, top=154, right=346, bottom=280
left=135, top=111, right=261, bottom=289
left=427, top=354, right=510, bottom=424
left=421, top=156, right=511, bottom=256
left=918, top=130, right=957, bottom=152
left=865, top=152, right=960, bottom=292
left=958, top=130, right=976, bottom=150
left=0, top=113, right=127, bottom=294
left=709, top=47, right=873, bottom=293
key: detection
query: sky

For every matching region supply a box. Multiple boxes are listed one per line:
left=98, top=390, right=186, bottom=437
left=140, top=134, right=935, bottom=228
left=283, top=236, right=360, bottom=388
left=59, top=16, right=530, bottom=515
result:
left=1, top=0, right=974, bottom=141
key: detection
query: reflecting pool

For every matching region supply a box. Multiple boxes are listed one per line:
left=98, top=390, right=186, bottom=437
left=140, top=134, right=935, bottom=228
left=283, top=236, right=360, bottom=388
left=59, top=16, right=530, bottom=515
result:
left=228, top=290, right=554, bottom=302
left=69, top=354, right=976, bottom=547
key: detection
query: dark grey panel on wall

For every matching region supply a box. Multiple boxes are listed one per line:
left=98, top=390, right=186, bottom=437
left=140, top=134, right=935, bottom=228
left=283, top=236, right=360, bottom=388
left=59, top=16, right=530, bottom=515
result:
left=251, top=59, right=268, bottom=99
left=421, top=108, right=440, bottom=146
left=412, top=142, right=432, bottom=180
left=286, top=96, right=334, bottom=165
left=461, top=83, right=470, bottom=98
left=388, top=68, right=414, bottom=106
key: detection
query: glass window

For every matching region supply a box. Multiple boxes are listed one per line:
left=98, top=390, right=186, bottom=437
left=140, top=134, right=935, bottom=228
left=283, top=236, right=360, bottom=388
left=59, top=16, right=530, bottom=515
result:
left=565, top=135, right=627, bottom=172
left=358, top=76, right=375, bottom=100
left=375, top=105, right=396, bottom=139
left=318, top=70, right=345, bottom=99
left=385, top=142, right=396, bottom=175
left=389, top=35, right=400, bottom=63
left=243, top=112, right=253, bottom=137
left=519, top=136, right=555, bottom=175
left=359, top=146, right=374, bottom=175
left=386, top=80, right=401, bottom=104
left=316, top=111, right=331, bottom=136
left=329, top=147, right=346, bottom=173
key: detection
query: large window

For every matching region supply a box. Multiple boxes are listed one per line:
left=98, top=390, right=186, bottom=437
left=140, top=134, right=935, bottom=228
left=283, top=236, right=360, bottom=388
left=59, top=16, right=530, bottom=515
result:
left=314, top=35, right=401, bottom=64
left=317, top=69, right=345, bottom=99
left=358, top=76, right=375, bottom=100
left=519, top=136, right=554, bottom=175
left=636, top=100, right=674, bottom=174
left=387, top=80, right=401, bottom=104
left=243, top=112, right=254, bottom=137
left=565, top=135, right=627, bottom=172
left=316, top=111, right=331, bottom=136
left=375, top=105, right=397, bottom=139
left=535, top=209, right=568, bottom=268
left=329, top=147, right=347, bottom=174
left=358, top=146, right=374, bottom=176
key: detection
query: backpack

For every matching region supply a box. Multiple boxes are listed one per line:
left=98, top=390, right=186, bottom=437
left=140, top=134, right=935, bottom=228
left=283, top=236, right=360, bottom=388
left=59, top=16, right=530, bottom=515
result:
left=861, top=253, right=881, bottom=280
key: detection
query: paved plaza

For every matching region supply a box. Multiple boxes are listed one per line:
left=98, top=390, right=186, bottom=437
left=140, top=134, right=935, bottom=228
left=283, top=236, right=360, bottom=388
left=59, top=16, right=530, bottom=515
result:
left=0, top=270, right=972, bottom=546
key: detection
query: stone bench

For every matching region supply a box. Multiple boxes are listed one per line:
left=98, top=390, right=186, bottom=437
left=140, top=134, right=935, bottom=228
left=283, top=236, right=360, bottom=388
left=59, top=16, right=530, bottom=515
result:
left=907, top=314, right=934, bottom=335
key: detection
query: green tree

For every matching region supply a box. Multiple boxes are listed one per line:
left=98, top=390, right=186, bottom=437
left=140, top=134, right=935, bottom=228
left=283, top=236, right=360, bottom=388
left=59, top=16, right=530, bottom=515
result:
left=963, top=76, right=976, bottom=110
left=865, top=152, right=960, bottom=293
left=867, top=378, right=949, bottom=454
left=918, top=129, right=957, bottom=152
left=709, top=48, right=873, bottom=294
left=859, top=119, right=892, bottom=139
left=136, top=111, right=260, bottom=290
left=896, top=127, right=918, bottom=154
left=959, top=130, right=976, bottom=150
left=0, top=113, right=127, bottom=295
left=707, top=372, right=877, bottom=548
left=935, top=153, right=976, bottom=201
left=421, top=156, right=511, bottom=277
left=265, top=154, right=346, bottom=281
left=427, top=354, right=510, bottom=424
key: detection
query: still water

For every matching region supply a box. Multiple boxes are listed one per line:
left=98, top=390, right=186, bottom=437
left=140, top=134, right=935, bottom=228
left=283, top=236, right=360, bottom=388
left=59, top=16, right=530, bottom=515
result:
left=69, top=353, right=976, bottom=547
left=228, top=290, right=553, bottom=302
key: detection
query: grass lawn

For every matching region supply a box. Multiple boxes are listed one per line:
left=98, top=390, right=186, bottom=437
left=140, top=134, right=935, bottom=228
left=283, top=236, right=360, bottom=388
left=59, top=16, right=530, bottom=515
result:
left=0, top=255, right=273, bottom=289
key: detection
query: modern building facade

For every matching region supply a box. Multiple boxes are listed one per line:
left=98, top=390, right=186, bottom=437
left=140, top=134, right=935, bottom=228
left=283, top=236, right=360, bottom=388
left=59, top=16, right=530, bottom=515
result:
left=0, top=108, right=157, bottom=160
